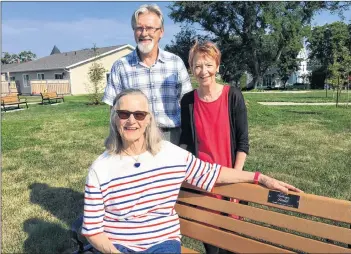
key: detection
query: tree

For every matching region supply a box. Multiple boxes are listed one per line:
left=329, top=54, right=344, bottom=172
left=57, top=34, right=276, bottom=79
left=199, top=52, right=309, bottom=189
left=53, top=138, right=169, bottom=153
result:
left=86, top=44, right=107, bottom=105
left=276, top=43, right=303, bottom=89
left=18, top=51, right=37, bottom=62
left=168, top=1, right=350, bottom=88
left=307, top=21, right=351, bottom=90
left=1, top=52, right=19, bottom=64
left=2, top=52, right=12, bottom=64
left=164, top=26, right=201, bottom=70
left=325, top=45, right=351, bottom=106
left=1, top=51, right=37, bottom=64
left=165, top=26, right=248, bottom=86
left=308, top=21, right=351, bottom=105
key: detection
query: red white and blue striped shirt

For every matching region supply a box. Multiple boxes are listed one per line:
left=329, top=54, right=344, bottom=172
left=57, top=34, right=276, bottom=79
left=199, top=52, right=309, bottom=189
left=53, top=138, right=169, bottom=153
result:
left=82, top=141, right=221, bottom=251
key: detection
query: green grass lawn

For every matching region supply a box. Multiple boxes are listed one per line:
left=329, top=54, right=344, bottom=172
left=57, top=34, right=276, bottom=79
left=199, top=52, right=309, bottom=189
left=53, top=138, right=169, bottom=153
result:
left=2, top=91, right=351, bottom=253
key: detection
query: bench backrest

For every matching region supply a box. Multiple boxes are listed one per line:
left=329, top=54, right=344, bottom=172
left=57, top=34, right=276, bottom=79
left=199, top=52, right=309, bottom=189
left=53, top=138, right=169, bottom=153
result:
left=176, top=183, right=351, bottom=253
left=1, top=94, right=20, bottom=104
left=41, top=92, right=58, bottom=99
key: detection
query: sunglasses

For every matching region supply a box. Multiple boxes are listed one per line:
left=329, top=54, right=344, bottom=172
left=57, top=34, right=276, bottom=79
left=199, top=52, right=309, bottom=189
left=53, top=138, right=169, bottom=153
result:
left=116, top=110, right=149, bottom=121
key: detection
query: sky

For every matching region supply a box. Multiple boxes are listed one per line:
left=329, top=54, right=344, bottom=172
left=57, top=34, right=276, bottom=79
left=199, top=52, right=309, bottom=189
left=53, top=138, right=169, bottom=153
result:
left=1, top=1, right=351, bottom=58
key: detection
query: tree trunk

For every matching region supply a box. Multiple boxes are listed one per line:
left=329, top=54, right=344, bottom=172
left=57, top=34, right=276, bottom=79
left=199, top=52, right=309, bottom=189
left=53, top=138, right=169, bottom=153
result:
left=347, top=81, right=349, bottom=108
left=253, top=75, right=263, bottom=89
left=336, top=76, right=339, bottom=108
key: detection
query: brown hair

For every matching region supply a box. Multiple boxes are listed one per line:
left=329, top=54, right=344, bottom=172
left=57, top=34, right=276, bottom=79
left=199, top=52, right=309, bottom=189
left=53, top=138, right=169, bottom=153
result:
left=188, top=40, right=221, bottom=70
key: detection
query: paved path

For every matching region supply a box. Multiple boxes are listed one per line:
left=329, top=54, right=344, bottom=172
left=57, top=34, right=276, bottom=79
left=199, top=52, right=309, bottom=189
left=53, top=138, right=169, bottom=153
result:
left=258, top=102, right=349, bottom=106
left=245, top=91, right=311, bottom=93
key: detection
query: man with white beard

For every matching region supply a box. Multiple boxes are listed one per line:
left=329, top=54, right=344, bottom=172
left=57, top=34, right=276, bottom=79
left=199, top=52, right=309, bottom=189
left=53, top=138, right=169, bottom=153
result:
left=102, top=4, right=192, bottom=145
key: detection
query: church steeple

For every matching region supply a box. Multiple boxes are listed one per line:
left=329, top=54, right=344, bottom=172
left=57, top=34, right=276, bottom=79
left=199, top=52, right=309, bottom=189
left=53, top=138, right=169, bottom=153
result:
left=50, top=45, right=61, bottom=55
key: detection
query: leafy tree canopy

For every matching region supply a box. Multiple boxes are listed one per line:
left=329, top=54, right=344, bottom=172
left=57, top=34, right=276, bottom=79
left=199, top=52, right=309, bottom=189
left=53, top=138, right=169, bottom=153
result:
left=307, top=21, right=351, bottom=87
left=167, top=1, right=350, bottom=88
left=1, top=51, right=37, bottom=64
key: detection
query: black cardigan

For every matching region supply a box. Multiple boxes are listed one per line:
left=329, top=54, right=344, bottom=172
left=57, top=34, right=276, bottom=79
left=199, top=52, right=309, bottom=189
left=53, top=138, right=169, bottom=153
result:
left=179, top=86, right=249, bottom=167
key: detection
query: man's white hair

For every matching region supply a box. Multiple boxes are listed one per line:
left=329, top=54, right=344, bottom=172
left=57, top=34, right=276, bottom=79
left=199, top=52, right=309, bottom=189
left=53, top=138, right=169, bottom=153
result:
left=131, top=4, right=164, bottom=30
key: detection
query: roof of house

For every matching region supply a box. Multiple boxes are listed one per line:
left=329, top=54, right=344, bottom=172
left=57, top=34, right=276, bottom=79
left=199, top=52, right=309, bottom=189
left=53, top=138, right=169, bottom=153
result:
left=1, top=62, right=22, bottom=73
left=8, top=44, right=133, bottom=73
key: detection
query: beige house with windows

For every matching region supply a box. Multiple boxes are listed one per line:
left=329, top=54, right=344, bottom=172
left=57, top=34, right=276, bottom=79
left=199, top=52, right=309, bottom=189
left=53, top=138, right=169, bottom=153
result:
left=3, top=45, right=134, bottom=95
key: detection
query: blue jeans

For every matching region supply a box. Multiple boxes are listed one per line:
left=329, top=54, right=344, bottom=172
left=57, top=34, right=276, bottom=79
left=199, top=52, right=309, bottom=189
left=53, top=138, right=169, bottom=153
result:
left=114, top=240, right=181, bottom=253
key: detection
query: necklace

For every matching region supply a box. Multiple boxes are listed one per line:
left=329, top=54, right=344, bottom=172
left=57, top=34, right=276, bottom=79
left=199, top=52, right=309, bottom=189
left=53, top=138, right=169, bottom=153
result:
left=122, top=150, right=142, bottom=168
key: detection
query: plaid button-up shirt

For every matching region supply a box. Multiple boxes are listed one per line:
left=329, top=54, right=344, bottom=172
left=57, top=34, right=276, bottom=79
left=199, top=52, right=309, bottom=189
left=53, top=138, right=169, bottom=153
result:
left=102, top=48, right=192, bottom=128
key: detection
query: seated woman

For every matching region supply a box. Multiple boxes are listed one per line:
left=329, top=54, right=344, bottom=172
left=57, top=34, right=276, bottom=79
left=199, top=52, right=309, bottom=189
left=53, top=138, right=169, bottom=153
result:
left=81, top=89, right=301, bottom=254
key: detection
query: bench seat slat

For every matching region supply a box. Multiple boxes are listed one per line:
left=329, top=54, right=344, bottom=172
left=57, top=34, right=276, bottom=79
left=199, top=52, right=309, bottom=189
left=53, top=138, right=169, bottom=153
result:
left=180, top=218, right=293, bottom=253
left=180, top=246, right=199, bottom=253
left=178, top=191, right=351, bottom=245
left=182, top=183, right=351, bottom=223
left=177, top=204, right=351, bottom=253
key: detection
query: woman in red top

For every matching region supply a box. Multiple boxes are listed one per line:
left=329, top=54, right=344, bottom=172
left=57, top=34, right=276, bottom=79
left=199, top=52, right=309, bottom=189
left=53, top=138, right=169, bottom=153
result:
left=179, top=41, right=249, bottom=254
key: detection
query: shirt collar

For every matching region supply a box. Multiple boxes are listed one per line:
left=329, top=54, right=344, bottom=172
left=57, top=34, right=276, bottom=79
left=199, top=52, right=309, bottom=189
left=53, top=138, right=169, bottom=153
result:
left=131, top=47, right=166, bottom=66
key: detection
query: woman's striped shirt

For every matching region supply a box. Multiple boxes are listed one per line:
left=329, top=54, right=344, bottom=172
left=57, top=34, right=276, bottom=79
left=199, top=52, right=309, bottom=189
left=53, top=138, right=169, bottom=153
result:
left=82, top=141, right=221, bottom=251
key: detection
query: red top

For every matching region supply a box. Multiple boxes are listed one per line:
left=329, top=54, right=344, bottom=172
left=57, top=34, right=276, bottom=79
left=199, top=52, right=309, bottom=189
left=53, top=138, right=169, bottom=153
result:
left=194, top=85, right=232, bottom=167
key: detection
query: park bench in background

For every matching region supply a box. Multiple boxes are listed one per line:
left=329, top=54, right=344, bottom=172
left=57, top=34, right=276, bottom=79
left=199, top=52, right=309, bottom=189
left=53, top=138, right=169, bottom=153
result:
left=177, top=182, right=351, bottom=253
left=1, top=94, right=28, bottom=112
left=40, top=92, right=64, bottom=104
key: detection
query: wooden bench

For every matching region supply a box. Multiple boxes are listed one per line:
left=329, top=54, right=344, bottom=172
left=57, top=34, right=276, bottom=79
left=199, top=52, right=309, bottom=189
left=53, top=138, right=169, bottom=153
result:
left=1, top=94, right=28, bottom=112
left=40, top=92, right=64, bottom=104
left=176, top=182, right=351, bottom=253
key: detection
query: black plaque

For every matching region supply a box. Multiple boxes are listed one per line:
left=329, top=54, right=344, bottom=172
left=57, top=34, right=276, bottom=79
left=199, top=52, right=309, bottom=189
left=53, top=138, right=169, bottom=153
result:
left=267, top=191, right=300, bottom=209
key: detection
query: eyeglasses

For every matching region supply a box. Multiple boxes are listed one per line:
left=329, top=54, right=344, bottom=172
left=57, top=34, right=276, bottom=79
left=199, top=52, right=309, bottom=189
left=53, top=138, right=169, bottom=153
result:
left=134, top=26, right=161, bottom=34
left=116, top=110, right=149, bottom=121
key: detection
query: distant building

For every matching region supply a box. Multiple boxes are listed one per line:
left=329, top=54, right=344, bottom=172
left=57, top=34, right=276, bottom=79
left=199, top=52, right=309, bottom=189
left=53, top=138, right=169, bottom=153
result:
left=2, top=44, right=134, bottom=95
left=245, top=45, right=311, bottom=89
left=50, top=45, right=61, bottom=55
left=287, top=46, right=310, bottom=85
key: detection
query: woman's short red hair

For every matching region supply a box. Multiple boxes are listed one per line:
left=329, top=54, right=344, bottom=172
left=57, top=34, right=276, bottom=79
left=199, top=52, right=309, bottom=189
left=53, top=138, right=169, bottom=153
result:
left=188, top=40, right=221, bottom=70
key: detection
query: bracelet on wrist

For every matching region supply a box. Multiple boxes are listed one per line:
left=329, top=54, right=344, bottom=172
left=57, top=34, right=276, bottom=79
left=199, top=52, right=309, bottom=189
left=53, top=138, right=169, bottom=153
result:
left=254, top=171, right=261, bottom=185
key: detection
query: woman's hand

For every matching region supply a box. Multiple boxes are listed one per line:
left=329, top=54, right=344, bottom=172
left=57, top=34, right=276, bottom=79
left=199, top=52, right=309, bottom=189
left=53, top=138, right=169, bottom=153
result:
left=258, top=174, right=303, bottom=194
left=86, top=233, right=121, bottom=253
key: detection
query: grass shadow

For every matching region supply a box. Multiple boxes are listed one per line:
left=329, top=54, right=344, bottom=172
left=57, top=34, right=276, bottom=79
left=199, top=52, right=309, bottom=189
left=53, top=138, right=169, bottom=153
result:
left=1, top=106, right=27, bottom=112
left=29, top=183, right=84, bottom=226
left=27, top=183, right=84, bottom=252
left=23, top=218, right=72, bottom=254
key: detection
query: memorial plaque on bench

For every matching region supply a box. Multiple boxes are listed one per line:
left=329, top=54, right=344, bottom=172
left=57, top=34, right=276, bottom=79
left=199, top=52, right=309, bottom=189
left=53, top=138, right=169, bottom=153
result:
left=267, top=191, right=300, bottom=209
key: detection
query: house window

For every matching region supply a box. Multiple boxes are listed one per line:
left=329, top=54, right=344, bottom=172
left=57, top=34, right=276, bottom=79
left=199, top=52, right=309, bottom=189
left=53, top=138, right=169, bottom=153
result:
left=23, top=74, right=30, bottom=87
left=55, top=73, right=63, bottom=79
left=37, top=73, right=45, bottom=80
left=10, top=76, right=15, bottom=81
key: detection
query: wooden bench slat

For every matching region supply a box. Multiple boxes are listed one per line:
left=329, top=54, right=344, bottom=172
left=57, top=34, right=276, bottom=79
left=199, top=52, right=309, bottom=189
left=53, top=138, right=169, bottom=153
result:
left=178, top=191, right=351, bottom=245
left=180, top=246, right=199, bottom=253
left=176, top=204, right=351, bottom=253
left=180, top=218, right=293, bottom=253
left=182, top=183, right=351, bottom=223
